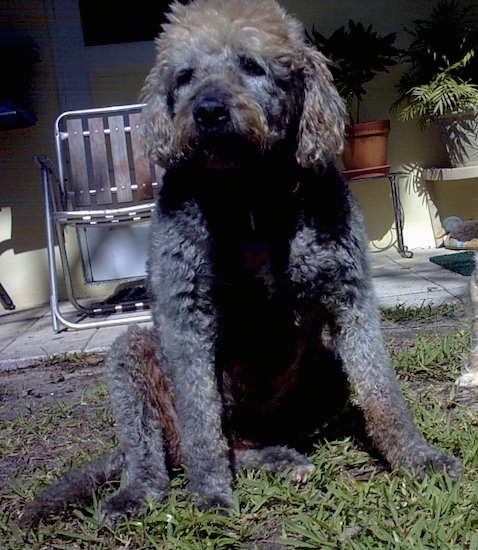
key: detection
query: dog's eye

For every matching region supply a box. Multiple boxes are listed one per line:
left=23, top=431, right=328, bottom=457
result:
left=176, top=68, right=194, bottom=88
left=239, top=56, right=266, bottom=77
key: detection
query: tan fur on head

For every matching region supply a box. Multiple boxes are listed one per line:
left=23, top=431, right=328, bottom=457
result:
left=140, top=0, right=345, bottom=168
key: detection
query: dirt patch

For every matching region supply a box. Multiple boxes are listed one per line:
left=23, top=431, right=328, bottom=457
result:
left=0, top=354, right=106, bottom=421
left=0, top=353, right=116, bottom=494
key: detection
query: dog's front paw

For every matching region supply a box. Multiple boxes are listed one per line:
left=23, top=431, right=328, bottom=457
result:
left=399, top=445, right=461, bottom=481
left=103, top=488, right=147, bottom=519
left=195, top=491, right=235, bottom=513
left=190, top=479, right=235, bottom=513
left=103, top=486, right=166, bottom=520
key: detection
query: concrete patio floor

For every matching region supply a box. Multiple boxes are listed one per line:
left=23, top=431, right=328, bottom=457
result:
left=0, top=248, right=471, bottom=371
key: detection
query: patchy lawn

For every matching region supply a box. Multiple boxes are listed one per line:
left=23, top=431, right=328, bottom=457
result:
left=1, top=305, right=477, bottom=549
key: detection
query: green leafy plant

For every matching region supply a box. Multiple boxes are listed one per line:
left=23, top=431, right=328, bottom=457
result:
left=397, top=52, right=478, bottom=126
left=307, top=21, right=401, bottom=123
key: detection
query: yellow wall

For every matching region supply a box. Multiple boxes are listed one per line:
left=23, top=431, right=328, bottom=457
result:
left=89, top=66, right=151, bottom=107
left=0, top=0, right=476, bottom=311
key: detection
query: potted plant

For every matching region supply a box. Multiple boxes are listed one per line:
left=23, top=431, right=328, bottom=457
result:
left=396, top=53, right=478, bottom=166
left=307, top=21, right=401, bottom=178
left=394, top=0, right=478, bottom=167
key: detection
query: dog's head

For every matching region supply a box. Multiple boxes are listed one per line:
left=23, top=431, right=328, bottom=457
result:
left=141, top=0, right=346, bottom=169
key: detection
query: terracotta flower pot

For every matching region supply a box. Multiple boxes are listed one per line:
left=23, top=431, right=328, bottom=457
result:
left=342, top=119, right=391, bottom=180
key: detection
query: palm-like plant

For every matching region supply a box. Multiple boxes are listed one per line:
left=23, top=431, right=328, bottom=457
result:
left=394, top=1, right=478, bottom=167
left=398, top=52, right=478, bottom=126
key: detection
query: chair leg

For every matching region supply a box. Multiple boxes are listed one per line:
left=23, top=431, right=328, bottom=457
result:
left=0, top=283, right=15, bottom=310
left=37, top=156, right=154, bottom=331
left=39, top=159, right=67, bottom=332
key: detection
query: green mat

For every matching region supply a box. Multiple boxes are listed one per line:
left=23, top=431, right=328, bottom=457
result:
left=429, top=250, right=476, bottom=276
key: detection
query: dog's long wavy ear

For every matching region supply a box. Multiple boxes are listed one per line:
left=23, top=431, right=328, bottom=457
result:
left=296, top=45, right=347, bottom=168
left=140, top=62, right=175, bottom=167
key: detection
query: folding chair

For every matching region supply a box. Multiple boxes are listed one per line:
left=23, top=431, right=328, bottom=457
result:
left=37, top=103, right=161, bottom=331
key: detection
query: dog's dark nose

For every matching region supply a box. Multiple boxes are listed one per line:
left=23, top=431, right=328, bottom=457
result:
left=193, top=98, right=230, bottom=130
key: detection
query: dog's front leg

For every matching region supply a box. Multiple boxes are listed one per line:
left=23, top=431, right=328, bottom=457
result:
left=290, top=215, right=460, bottom=479
left=327, top=281, right=461, bottom=479
left=148, top=206, right=234, bottom=509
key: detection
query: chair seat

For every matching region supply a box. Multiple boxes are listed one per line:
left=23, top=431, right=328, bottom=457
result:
left=55, top=202, right=155, bottom=225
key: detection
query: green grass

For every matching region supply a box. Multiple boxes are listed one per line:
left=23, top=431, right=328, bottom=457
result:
left=391, top=331, right=469, bottom=380
left=1, top=308, right=477, bottom=549
left=380, top=302, right=466, bottom=325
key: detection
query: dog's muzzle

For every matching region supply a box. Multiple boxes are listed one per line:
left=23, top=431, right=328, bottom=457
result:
left=193, top=97, right=231, bottom=134
left=187, top=83, right=264, bottom=168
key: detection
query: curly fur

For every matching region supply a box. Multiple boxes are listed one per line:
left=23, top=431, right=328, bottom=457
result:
left=21, top=0, right=461, bottom=526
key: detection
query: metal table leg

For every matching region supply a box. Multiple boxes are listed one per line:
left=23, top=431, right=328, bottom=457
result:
left=387, top=173, right=413, bottom=258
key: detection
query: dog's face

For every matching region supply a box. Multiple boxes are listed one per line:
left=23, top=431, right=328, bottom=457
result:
left=141, top=0, right=345, bottom=169
left=161, top=34, right=303, bottom=170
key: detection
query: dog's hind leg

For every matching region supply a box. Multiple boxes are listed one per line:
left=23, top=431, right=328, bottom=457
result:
left=20, top=449, right=124, bottom=527
left=20, top=326, right=179, bottom=526
left=103, top=325, right=178, bottom=518
left=234, top=446, right=315, bottom=483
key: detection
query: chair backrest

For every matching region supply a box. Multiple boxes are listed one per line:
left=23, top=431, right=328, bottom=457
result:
left=54, top=103, right=160, bottom=211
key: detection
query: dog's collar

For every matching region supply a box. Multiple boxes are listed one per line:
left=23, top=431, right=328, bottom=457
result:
left=243, top=242, right=269, bottom=271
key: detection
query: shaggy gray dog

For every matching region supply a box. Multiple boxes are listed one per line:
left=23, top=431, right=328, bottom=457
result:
left=22, top=0, right=460, bottom=525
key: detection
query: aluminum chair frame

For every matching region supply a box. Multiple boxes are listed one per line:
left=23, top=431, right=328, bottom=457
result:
left=38, top=103, right=159, bottom=331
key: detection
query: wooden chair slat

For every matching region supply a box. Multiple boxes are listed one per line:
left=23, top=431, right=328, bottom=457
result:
left=65, top=118, right=90, bottom=207
left=129, top=112, right=154, bottom=201
left=87, top=117, right=113, bottom=205
left=108, top=114, right=133, bottom=203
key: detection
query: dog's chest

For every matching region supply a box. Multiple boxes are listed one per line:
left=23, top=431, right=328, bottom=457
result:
left=212, top=221, right=284, bottom=303
left=213, top=226, right=298, bottom=365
